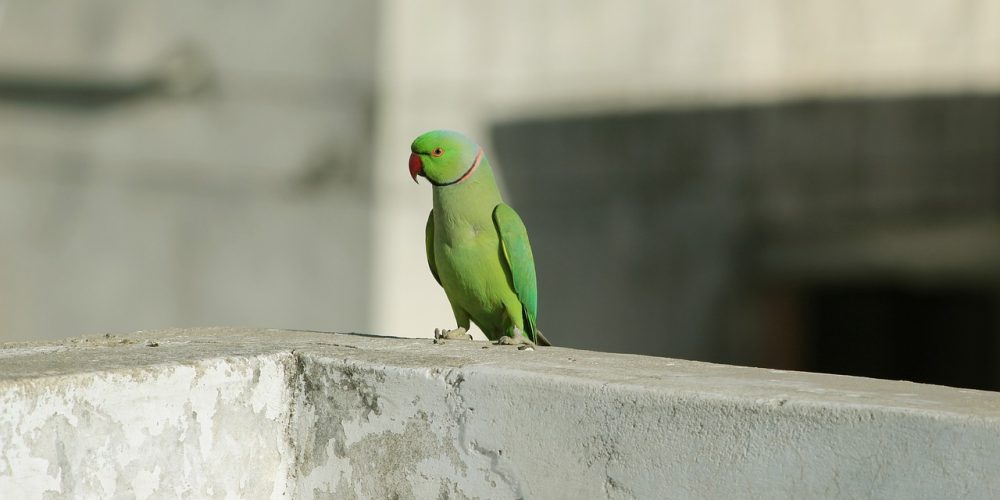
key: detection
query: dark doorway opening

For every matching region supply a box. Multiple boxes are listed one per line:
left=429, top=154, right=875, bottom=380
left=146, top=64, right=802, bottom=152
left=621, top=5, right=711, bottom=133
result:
left=802, top=286, right=999, bottom=391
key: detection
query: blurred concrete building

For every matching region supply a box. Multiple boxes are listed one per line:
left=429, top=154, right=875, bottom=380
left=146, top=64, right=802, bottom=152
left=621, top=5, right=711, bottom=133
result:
left=0, top=2, right=379, bottom=340
left=374, top=0, right=1000, bottom=388
left=2, top=1, right=1000, bottom=388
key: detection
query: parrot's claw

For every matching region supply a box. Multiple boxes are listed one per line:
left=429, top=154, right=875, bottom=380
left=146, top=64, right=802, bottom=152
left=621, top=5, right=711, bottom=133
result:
left=434, top=327, right=472, bottom=342
left=494, top=333, right=535, bottom=347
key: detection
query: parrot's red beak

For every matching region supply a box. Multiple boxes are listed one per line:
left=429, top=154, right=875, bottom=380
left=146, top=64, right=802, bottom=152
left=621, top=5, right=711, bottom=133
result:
left=408, top=153, right=423, bottom=183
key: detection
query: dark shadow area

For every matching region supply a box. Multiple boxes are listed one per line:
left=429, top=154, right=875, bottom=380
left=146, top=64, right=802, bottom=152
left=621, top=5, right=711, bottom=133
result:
left=0, top=73, right=161, bottom=108
left=493, top=93, right=1000, bottom=390
left=804, top=286, right=998, bottom=391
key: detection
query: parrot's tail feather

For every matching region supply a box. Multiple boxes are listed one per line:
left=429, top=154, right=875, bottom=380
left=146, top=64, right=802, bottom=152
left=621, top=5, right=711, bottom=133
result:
left=535, top=329, right=552, bottom=347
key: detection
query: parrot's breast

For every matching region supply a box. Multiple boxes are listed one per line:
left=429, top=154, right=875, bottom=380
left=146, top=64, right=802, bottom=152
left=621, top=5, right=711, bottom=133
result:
left=434, top=215, right=518, bottom=335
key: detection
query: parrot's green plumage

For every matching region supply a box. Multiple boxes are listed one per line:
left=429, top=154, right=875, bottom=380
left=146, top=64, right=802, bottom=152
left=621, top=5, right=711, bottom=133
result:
left=409, top=130, right=547, bottom=345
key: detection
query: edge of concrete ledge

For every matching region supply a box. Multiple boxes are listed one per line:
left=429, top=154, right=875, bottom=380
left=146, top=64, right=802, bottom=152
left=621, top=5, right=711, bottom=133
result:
left=3, top=327, right=997, bottom=420
left=2, top=327, right=999, bottom=499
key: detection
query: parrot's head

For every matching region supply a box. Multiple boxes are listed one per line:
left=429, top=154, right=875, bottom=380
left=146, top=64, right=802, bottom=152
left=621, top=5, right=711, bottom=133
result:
left=409, top=130, right=484, bottom=187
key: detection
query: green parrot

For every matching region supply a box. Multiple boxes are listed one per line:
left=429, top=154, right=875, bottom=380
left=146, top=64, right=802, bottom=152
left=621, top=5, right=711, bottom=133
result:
left=409, top=130, right=549, bottom=346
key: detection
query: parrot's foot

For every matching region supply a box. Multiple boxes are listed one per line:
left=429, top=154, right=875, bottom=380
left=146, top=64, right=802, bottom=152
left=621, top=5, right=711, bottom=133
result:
left=434, top=327, right=472, bottom=342
left=496, top=335, right=535, bottom=351
left=494, top=326, right=538, bottom=348
left=495, top=336, right=535, bottom=351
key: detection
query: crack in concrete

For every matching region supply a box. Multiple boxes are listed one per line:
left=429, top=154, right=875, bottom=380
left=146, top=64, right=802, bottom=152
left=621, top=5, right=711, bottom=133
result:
left=469, top=439, right=523, bottom=499
left=440, top=367, right=526, bottom=498
left=281, top=350, right=308, bottom=491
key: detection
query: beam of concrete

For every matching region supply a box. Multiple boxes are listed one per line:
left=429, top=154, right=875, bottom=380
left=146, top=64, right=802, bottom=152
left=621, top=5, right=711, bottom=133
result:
left=1, top=328, right=999, bottom=498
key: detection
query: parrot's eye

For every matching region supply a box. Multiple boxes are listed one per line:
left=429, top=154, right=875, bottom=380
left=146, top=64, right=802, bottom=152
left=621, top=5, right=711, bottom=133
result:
left=432, top=147, right=444, bottom=157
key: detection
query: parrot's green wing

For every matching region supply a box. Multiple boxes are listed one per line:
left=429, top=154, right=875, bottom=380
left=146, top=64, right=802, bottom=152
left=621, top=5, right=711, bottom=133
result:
left=425, top=210, right=441, bottom=286
left=492, top=203, right=537, bottom=343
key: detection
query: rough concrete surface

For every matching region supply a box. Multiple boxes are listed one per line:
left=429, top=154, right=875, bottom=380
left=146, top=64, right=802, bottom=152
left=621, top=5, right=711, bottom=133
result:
left=1, top=328, right=1000, bottom=499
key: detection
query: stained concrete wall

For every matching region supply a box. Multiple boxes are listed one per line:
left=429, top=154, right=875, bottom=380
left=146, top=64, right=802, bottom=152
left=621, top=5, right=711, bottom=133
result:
left=2, top=328, right=999, bottom=498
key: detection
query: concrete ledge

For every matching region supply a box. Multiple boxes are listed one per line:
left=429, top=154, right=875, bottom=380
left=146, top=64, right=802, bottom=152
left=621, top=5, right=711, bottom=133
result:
left=2, top=328, right=999, bottom=498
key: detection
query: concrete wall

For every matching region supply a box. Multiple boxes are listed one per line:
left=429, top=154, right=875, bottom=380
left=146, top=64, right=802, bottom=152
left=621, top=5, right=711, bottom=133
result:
left=3, top=328, right=999, bottom=498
